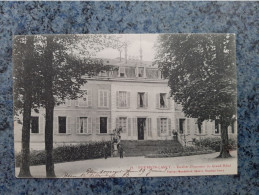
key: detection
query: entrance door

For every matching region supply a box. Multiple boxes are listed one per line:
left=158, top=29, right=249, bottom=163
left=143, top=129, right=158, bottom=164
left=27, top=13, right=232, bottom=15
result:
left=137, top=118, right=146, bottom=140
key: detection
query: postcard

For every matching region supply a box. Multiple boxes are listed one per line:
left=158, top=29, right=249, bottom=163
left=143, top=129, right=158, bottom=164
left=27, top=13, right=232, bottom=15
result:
left=13, top=34, right=237, bottom=178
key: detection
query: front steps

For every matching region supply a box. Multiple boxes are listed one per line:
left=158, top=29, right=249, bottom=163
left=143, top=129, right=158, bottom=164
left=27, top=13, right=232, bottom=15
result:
left=120, top=140, right=183, bottom=157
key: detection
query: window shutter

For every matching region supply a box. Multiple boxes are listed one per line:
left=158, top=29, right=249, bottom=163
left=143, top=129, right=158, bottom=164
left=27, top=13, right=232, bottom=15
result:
left=157, top=118, right=161, bottom=137
left=147, top=118, right=152, bottom=137
left=145, top=92, right=148, bottom=108
left=116, top=118, right=119, bottom=129
left=175, top=118, right=179, bottom=132
left=128, top=118, right=131, bottom=136
left=133, top=118, right=137, bottom=136
left=137, top=93, right=140, bottom=108
left=88, top=90, right=92, bottom=107
left=98, top=90, right=101, bottom=107
left=96, top=117, right=100, bottom=134
left=156, top=94, right=160, bottom=109
left=108, top=117, right=111, bottom=133
left=187, top=118, right=190, bottom=134
left=195, top=120, right=198, bottom=134
left=88, top=117, right=92, bottom=134
left=116, top=91, right=119, bottom=108
left=135, top=67, right=138, bottom=77
left=219, top=124, right=221, bottom=134
left=75, top=100, right=79, bottom=107
left=67, top=117, right=71, bottom=134
left=168, top=118, right=172, bottom=136
left=39, top=116, right=44, bottom=134
left=54, top=116, right=58, bottom=134
left=76, top=117, right=80, bottom=134
left=127, top=92, right=130, bottom=108
left=107, top=91, right=110, bottom=108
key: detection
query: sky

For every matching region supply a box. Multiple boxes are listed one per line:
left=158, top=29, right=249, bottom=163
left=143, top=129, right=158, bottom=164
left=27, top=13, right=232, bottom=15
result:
left=96, top=34, right=159, bottom=62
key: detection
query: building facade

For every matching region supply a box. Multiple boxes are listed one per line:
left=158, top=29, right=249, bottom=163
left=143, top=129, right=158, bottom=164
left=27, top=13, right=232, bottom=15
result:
left=14, top=58, right=237, bottom=152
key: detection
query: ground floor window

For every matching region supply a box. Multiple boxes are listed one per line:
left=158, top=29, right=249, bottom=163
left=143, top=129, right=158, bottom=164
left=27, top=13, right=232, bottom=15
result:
left=79, top=117, right=87, bottom=134
left=160, top=118, right=167, bottom=134
left=119, top=117, right=127, bottom=133
left=179, top=119, right=185, bottom=134
left=100, top=117, right=107, bottom=134
left=58, top=117, right=66, bottom=133
left=215, top=119, right=220, bottom=134
left=31, top=116, right=39, bottom=133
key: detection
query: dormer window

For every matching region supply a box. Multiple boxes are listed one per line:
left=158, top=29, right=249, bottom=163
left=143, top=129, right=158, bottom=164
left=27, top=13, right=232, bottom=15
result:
left=138, top=67, right=144, bottom=77
left=119, top=67, right=126, bottom=77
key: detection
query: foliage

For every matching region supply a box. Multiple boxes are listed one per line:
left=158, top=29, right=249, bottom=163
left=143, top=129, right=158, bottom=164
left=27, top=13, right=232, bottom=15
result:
left=13, top=35, right=121, bottom=113
left=155, top=34, right=237, bottom=123
left=147, top=145, right=214, bottom=158
left=193, top=137, right=237, bottom=152
left=15, top=141, right=111, bottom=167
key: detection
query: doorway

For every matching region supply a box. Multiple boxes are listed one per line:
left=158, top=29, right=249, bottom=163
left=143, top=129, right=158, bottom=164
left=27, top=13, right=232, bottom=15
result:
left=137, top=118, right=146, bottom=140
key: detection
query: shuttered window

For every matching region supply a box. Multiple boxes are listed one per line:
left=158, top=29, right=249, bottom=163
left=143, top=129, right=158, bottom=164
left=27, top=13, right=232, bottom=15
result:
left=117, top=91, right=130, bottom=108
left=98, top=90, right=109, bottom=108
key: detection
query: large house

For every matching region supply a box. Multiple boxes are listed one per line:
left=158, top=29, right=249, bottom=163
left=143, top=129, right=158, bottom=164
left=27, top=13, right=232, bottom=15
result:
left=14, top=58, right=237, bottom=152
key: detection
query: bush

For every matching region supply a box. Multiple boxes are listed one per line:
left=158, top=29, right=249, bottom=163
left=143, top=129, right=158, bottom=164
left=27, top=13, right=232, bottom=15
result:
left=15, top=141, right=111, bottom=167
left=147, top=145, right=214, bottom=158
left=193, top=137, right=237, bottom=152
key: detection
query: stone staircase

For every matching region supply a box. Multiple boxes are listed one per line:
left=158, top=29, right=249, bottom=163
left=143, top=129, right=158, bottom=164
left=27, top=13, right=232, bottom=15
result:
left=120, top=140, right=183, bottom=157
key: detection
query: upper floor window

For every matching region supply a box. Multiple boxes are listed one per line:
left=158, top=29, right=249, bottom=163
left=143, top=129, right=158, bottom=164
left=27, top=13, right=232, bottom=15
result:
left=179, top=119, right=185, bottom=134
left=117, top=91, right=130, bottom=108
left=98, top=90, right=109, bottom=108
left=76, top=90, right=92, bottom=107
left=160, top=93, right=167, bottom=108
left=119, top=67, right=126, bottom=77
left=30, top=116, right=39, bottom=134
left=137, top=92, right=148, bottom=108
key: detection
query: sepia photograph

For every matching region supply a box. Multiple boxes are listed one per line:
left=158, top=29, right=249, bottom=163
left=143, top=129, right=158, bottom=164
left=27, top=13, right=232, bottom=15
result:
left=13, top=34, right=237, bottom=178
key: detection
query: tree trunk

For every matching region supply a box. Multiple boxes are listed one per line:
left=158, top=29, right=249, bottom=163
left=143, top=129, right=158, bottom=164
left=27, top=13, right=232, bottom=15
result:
left=217, top=119, right=231, bottom=158
left=18, top=90, right=32, bottom=177
left=45, top=99, right=56, bottom=177
left=44, top=37, right=56, bottom=178
left=18, top=37, right=34, bottom=178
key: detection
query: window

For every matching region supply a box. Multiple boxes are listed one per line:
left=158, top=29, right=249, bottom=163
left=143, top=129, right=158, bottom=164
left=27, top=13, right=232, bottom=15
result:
left=160, top=118, right=167, bottom=134
left=138, top=92, right=144, bottom=108
left=79, top=117, right=87, bottom=134
left=137, top=92, right=148, bottom=108
left=58, top=117, right=66, bottom=133
left=138, top=67, right=144, bottom=77
left=119, top=67, right=125, bottom=77
left=215, top=120, right=220, bottom=134
left=117, top=91, right=130, bottom=108
left=117, top=117, right=127, bottom=133
left=31, top=117, right=39, bottom=133
left=100, top=117, right=107, bottom=134
left=160, top=93, right=167, bottom=108
left=179, top=119, right=185, bottom=134
left=99, top=90, right=109, bottom=108
left=78, top=90, right=89, bottom=107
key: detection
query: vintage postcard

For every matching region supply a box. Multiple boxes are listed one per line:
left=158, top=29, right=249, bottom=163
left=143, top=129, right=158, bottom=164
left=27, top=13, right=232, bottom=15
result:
left=13, top=34, right=237, bottom=178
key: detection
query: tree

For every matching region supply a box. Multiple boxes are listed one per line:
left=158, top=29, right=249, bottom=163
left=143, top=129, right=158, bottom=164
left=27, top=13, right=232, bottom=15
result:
left=155, top=34, right=237, bottom=158
left=13, top=35, right=121, bottom=177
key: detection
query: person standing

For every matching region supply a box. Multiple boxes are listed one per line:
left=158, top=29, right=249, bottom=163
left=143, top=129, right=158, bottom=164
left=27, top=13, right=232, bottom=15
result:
left=104, top=144, right=108, bottom=159
left=118, top=144, right=124, bottom=158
